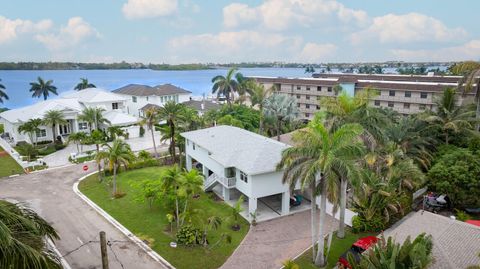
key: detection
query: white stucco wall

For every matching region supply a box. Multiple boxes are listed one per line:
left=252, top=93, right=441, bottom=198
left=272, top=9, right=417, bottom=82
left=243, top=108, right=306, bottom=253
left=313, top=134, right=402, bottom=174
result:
left=121, top=93, right=192, bottom=117
left=185, top=138, right=226, bottom=177
left=250, top=171, right=289, bottom=198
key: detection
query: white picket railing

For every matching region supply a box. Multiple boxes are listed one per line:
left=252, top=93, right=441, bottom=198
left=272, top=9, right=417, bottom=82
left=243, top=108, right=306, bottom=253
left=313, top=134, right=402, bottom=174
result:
left=204, top=173, right=236, bottom=190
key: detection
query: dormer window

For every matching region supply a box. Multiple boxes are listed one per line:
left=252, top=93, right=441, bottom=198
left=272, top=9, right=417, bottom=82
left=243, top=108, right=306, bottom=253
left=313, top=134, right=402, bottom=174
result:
left=132, top=96, right=137, bottom=103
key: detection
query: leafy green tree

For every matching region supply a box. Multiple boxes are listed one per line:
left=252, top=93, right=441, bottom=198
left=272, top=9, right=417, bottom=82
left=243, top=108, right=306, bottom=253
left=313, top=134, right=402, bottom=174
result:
left=42, top=110, right=67, bottom=142
left=212, top=68, right=240, bottom=106
left=77, top=107, right=110, bottom=132
left=0, top=78, right=9, bottom=103
left=18, top=118, right=42, bottom=145
left=277, top=118, right=364, bottom=267
left=248, top=82, right=273, bottom=134
left=16, top=142, right=38, bottom=162
left=157, top=101, right=186, bottom=163
left=428, top=147, right=480, bottom=207
left=74, top=78, right=95, bottom=90
left=29, top=77, right=58, bottom=100
left=95, top=139, right=135, bottom=196
left=0, top=200, right=61, bottom=269
left=217, top=115, right=244, bottom=128
left=140, top=107, right=159, bottom=158
left=130, top=178, right=162, bottom=210
left=264, top=94, right=299, bottom=141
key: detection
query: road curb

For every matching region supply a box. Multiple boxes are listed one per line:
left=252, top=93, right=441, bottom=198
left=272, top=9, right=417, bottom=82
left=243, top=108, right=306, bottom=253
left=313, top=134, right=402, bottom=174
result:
left=73, top=171, right=175, bottom=269
left=47, top=238, right=72, bottom=269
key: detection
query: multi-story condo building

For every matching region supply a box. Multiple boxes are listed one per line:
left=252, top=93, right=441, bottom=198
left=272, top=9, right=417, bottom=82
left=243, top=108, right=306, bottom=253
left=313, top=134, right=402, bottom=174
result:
left=253, top=74, right=475, bottom=119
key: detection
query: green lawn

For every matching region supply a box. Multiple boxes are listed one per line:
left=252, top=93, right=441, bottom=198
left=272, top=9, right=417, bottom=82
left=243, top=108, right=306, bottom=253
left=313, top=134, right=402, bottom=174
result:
left=0, top=146, right=24, bottom=178
left=295, top=230, right=375, bottom=269
left=79, top=167, right=249, bottom=269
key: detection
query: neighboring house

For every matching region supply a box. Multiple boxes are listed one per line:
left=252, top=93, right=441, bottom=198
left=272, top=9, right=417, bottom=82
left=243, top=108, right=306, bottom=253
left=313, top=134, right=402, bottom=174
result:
left=384, top=210, right=480, bottom=269
left=182, top=125, right=302, bottom=221
left=182, top=99, right=221, bottom=115
left=112, top=84, right=192, bottom=117
left=0, top=88, right=140, bottom=144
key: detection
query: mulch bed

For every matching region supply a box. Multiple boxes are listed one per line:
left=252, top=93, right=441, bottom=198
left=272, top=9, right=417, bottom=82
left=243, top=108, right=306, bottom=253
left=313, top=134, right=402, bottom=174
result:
left=0, top=151, right=9, bottom=157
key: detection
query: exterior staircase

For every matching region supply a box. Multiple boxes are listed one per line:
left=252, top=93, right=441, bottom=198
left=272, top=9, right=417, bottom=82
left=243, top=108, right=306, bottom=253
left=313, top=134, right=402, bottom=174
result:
left=204, top=173, right=236, bottom=191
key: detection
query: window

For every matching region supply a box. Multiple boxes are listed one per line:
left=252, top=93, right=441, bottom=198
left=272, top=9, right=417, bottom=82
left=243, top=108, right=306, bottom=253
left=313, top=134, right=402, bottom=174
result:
left=316, top=96, right=321, bottom=101
left=112, top=102, right=119, bottom=110
left=306, top=95, right=310, bottom=100
left=192, top=143, right=196, bottom=150
left=78, top=122, right=88, bottom=131
left=389, top=90, right=396, bottom=97
left=404, top=103, right=410, bottom=109
left=317, top=86, right=322, bottom=91
left=297, top=86, right=301, bottom=90
left=419, top=104, right=426, bottom=110
left=305, top=113, right=310, bottom=117
left=146, top=96, right=149, bottom=101
left=132, top=96, right=137, bottom=103
left=306, top=104, right=310, bottom=109
left=161, top=96, right=164, bottom=103
left=374, top=100, right=380, bottom=106
left=35, top=129, right=47, bottom=138
left=306, top=87, right=310, bottom=91
left=240, top=171, right=248, bottom=183
left=420, top=92, right=428, bottom=99
left=388, top=102, right=394, bottom=108
left=405, top=91, right=412, bottom=98
left=297, top=103, right=301, bottom=107
left=296, top=94, right=301, bottom=99
left=327, top=87, right=332, bottom=92
left=316, top=105, right=320, bottom=110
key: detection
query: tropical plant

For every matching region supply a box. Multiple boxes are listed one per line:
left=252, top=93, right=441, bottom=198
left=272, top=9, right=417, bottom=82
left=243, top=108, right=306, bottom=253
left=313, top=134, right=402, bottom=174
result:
left=18, top=118, right=42, bottom=145
left=0, top=78, right=9, bottom=103
left=95, top=139, right=135, bottom=196
left=204, top=104, right=260, bottom=132
left=0, top=201, right=62, bottom=269
left=264, top=93, right=299, bottom=141
left=77, top=107, right=110, bottom=132
left=229, top=195, right=244, bottom=231
left=282, top=260, right=300, bottom=269
left=16, top=142, right=38, bottom=162
left=157, top=101, right=186, bottom=163
left=160, top=166, right=184, bottom=228
left=137, top=150, right=152, bottom=161
left=67, top=132, right=87, bottom=153
left=106, top=126, right=126, bottom=140
left=130, top=178, right=162, bottom=210
left=29, top=77, right=58, bottom=100
left=450, top=61, right=480, bottom=130
left=42, top=110, right=67, bottom=142
left=248, top=81, right=273, bottom=134
left=175, top=224, right=200, bottom=245
left=87, top=130, right=107, bottom=180
left=140, top=107, right=159, bottom=158
left=212, top=68, right=241, bottom=105
left=277, top=117, right=364, bottom=266
left=178, top=169, right=204, bottom=226
left=200, top=215, right=223, bottom=247
left=74, top=78, right=96, bottom=91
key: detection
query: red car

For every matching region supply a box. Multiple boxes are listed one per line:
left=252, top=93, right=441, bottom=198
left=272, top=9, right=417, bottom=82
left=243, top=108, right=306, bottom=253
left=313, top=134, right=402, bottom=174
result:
left=337, top=236, right=378, bottom=268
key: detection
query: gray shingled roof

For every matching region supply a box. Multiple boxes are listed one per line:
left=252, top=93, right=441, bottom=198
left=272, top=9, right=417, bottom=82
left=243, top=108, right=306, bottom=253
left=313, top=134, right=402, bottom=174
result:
left=181, top=125, right=290, bottom=175
left=113, top=83, right=191, bottom=96
left=182, top=100, right=221, bottom=112
left=383, top=211, right=480, bottom=269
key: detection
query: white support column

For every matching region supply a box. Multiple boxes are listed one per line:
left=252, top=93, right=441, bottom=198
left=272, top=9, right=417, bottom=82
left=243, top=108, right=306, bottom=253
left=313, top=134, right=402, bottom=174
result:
left=281, top=191, right=290, bottom=215
left=202, top=165, right=209, bottom=178
left=222, top=186, right=230, bottom=201
left=248, top=197, right=257, bottom=221
left=186, top=155, right=192, bottom=171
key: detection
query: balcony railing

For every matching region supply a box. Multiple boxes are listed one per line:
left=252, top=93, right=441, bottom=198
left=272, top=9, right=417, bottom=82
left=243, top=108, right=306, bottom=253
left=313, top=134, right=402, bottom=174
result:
left=206, top=173, right=236, bottom=189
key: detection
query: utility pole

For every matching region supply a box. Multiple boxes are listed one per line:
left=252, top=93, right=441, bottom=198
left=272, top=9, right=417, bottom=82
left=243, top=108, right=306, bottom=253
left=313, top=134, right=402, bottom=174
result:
left=100, top=231, right=109, bottom=269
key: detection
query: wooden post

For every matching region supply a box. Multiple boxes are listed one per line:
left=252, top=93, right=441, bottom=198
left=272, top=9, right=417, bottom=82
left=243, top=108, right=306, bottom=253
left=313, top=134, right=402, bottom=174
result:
left=100, top=231, right=109, bottom=269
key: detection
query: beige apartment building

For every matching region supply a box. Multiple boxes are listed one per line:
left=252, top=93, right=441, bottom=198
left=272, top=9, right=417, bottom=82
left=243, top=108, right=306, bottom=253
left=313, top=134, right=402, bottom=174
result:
left=253, top=74, right=475, bottom=120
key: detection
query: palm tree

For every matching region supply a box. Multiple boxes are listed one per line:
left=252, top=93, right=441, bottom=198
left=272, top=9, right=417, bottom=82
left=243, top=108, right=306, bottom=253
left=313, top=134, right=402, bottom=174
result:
left=74, top=78, right=95, bottom=91
left=178, top=169, right=204, bottom=225
left=89, top=130, right=106, bottom=180
left=277, top=119, right=364, bottom=266
left=212, top=68, right=240, bottom=106
left=18, top=118, right=42, bottom=145
left=264, top=93, right=299, bottom=141
left=161, top=166, right=183, bottom=227
left=68, top=132, right=87, bottom=153
left=451, top=61, right=480, bottom=130
left=157, top=101, right=186, bottom=163
left=42, top=110, right=67, bottom=142
left=77, top=107, right=110, bottom=132
left=0, top=200, right=61, bottom=269
left=95, top=139, right=135, bottom=196
left=140, top=107, right=159, bottom=158
left=248, top=81, right=273, bottom=134
left=424, top=87, right=476, bottom=144
left=235, top=72, right=251, bottom=105
left=29, top=77, right=58, bottom=100
left=0, top=79, right=9, bottom=103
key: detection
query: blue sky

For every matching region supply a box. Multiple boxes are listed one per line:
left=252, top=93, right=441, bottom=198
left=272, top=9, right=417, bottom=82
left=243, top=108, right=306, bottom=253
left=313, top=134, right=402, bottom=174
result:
left=1, top=0, right=479, bottom=63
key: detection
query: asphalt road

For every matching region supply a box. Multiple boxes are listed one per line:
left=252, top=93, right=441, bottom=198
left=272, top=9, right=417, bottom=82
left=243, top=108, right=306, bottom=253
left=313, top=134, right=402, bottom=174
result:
left=0, top=164, right=165, bottom=269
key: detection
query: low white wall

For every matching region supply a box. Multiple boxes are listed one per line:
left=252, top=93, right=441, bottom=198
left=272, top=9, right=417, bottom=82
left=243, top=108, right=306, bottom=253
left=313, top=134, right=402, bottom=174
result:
left=122, top=125, right=140, bottom=139
left=316, top=196, right=357, bottom=226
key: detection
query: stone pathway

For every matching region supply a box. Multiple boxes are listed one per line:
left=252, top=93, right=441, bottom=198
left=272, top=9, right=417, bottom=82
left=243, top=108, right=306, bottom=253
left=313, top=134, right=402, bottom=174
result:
left=221, top=210, right=338, bottom=269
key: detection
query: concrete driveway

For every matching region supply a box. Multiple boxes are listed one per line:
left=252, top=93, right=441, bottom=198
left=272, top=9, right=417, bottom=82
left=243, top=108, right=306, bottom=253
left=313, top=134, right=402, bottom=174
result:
left=221, top=210, right=338, bottom=269
left=0, top=164, right=165, bottom=269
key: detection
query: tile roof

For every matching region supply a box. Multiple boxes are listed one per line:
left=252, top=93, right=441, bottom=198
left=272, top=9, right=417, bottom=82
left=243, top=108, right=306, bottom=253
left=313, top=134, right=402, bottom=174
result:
left=181, top=125, right=290, bottom=175
left=113, top=84, right=191, bottom=96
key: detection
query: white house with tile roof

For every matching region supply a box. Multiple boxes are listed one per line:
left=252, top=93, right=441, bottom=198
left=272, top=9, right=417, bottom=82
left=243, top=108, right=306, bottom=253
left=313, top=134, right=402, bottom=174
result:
left=181, top=125, right=310, bottom=222
left=0, top=88, right=140, bottom=144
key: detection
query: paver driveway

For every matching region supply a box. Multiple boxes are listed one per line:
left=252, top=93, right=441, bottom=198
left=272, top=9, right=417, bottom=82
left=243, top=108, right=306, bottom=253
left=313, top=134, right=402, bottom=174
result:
left=221, top=210, right=338, bottom=269
left=0, top=164, right=164, bottom=269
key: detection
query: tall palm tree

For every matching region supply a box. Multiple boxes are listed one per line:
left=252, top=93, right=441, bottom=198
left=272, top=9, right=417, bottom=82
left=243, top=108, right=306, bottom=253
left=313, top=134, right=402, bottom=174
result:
left=277, top=118, right=364, bottom=266
left=450, top=61, right=480, bottom=130
left=29, top=77, right=58, bottom=100
left=42, top=110, right=67, bottom=142
left=68, top=132, right=87, bottom=153
left=248, top=81, right=273, bottom=134
left=161, top=166, right=183, bottom=227
left=140, top=107, right=159, bottom=158
left=18, top=118, right=42, bottom=145
left=178, top=169, right=204, bottom=225
left=0, top=79, right=9, bottom=103
left=95, top=139, right=135, bottom=196
left=0, top=200, right=61, bottom=269
left=424, top=87, right=476, bottom=144
left=157, top=101, right=186, bottom=163
left=235, top=72, right=251, bottom=105
left=77, top=107, right=110, bottom=132
left=74, top=78, right=96, bottom=91
left=264, top=93, right=299, bottom=141
left=212, top=68, right=240, bottom=106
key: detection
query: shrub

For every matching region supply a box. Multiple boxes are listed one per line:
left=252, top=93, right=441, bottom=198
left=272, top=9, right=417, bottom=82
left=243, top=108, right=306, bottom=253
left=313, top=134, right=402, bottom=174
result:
left=455, top=209, right=471, bottom=222
left=16, top=143, right=38, bottom=161
left=38, top=145, right=56, bottom=156
left=54, top=143, right=66, bottom=150
left=351, top=215, right=385, bottom=233
left=176, top=225, right=200, bottom=245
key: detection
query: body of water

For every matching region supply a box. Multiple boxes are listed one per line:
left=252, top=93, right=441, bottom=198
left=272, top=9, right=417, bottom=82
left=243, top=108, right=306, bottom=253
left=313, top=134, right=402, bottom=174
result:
left=0, top=68, right=308, bottom=109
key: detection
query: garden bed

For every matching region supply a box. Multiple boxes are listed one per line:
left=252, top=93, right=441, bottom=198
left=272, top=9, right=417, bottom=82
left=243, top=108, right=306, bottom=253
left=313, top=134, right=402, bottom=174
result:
left=78, top=166, right=249, bottom=269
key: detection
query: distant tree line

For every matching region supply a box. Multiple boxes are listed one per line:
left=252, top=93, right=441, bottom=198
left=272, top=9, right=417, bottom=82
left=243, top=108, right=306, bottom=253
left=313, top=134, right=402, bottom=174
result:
left=0, top=62, right=213, bottom=71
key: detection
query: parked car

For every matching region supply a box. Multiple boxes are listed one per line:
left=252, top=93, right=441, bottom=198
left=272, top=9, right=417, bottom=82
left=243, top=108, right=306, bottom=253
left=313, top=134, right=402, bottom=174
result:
left=337, top=236, right=378, bottom=268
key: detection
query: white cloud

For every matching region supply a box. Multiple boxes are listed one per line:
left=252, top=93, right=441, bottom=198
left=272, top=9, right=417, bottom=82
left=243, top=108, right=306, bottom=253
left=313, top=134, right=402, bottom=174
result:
left=350, top=12, right=467, bottom=44
left=167, top=31, right=336, bottom=63
left=35, top=17, right=100, bottom=51
left=223, top=0, right=368, bottom=31
left=0, top=16, right=52, bottom=44
left=122, top=0, right=177, bottom=19
left=391, top=39, right=480, bottom=61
